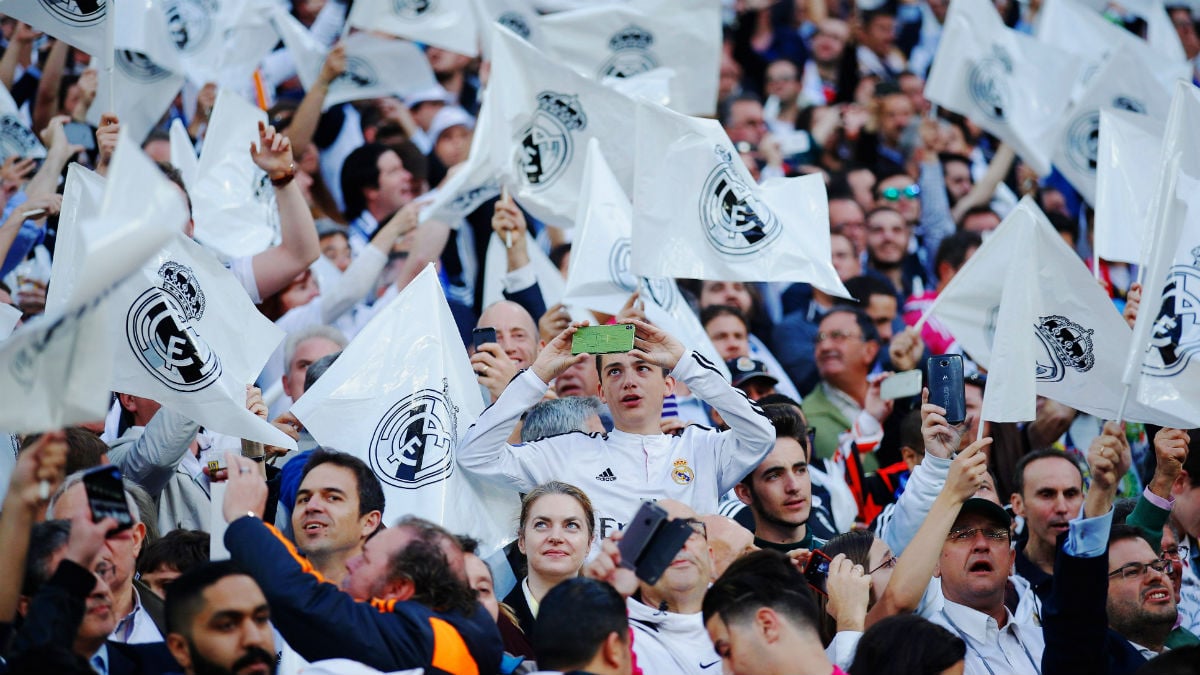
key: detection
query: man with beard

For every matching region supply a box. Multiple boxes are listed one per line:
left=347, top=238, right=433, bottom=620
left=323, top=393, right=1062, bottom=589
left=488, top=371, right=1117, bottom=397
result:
left=164, top=562, right=276, bottom=675
left=864, top=204, right=927, bottom=300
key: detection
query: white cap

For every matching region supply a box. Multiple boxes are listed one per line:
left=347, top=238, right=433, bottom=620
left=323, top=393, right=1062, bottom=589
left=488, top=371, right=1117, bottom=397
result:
left=404, top=83, right=454, bottom=108
left=428, top=106, right=475, bottom=143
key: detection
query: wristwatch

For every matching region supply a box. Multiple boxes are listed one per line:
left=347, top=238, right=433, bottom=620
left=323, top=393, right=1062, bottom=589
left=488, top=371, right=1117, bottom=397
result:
left=269, top=162, right=296, bottom=188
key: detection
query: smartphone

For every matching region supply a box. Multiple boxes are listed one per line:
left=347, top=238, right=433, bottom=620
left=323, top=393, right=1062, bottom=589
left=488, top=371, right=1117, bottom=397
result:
left=880, top=369, right=922, bottom=401
left=471, top=327, right=497, bottom=352
left=571, top=323, right=636, bottom=355
left=927, top=355, right=966, bottom=425
left=63, top=121, right=96, bottom=152
left=804, top=549, right=834, bottom=597
left=81, top=465, right=133, bottom=531
left=617, top=501, right=693, bottom=585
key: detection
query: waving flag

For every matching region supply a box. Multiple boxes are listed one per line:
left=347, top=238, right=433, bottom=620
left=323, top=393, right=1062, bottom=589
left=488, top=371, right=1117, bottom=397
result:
left=630, top=101, right=849, bottom=296
left=292, top=265, right=519, bottom=552
left=419, top=85, right=502, bottom=225
left=472, top=0, right=541, bottom=56
left=1122, top=81, right=1200, bottom=428
left=347, top=0, right=480, bottom=57
left=483, top=25, right=637, bottom=228
left=0, top=85, right=45, bottom=163
left=0, top=0, right=111, bottom=56
left=537, top=0, right=721, bottom=116
left=169, top=118, right=198, bottom=190
left=189, top=88, right=278, bottom=261
left=1094, top=109, right=1163, bottom=265
left=45, top=164, right=107, bottom=315
left=925, top=0, right=1080, bottom=175
left=932, top=197, right=1191, bottom=427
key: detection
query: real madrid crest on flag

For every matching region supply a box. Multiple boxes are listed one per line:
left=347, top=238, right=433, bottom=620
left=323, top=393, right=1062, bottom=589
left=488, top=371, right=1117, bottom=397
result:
left=346, top=0, right=480, bottom=57
left=1034, top=315, right=1095, bottom=382
left=600, top=25, right=658, bottom=78
left=699, top=144, right=781, bottom=257
left=0, top=85, right=46, bottom=162
left=292, top=265, right=519, bottom=552
left=0, top=0, right=110, bottom=55
left=126, top=262, right=222, bottom=392
left=966, top=44, right=1012, bottom=122
left=1144, top=247, right=1200, bottom=377
left=517, top=91, right=587, bottom=190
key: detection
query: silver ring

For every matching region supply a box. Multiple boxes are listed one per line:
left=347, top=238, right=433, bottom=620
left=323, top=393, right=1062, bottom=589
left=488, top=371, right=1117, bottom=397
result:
left=482, top=365, right=488, bottom=375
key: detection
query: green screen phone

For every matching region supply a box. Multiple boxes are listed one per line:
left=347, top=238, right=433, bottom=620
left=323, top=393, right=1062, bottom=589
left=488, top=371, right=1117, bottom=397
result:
left=571, top=324, right=636, bottom=355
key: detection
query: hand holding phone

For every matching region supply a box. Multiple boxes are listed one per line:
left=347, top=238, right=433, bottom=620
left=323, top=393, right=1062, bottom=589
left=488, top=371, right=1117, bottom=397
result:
left=804, top=549, right=834, bottom=597
left=617, top=501, right=694, bottom=585
left=571, top=323, right=636, bottom=355
left=927, top=355, right=966, bottom=425
left=81, top=465, right=133, bottom=532
left=472, top=327, right=497, bottom=352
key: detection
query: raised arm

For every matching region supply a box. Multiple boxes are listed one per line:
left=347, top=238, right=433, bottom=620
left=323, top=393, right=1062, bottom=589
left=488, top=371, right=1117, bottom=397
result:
left=287, top=43, right=345, bottom=159
left=0, top=432, right=68, bottom=625
left=106, top=404, right=200, bottom=498
left=249, top=122, right=320, bottom=298
left=31, top=38, right=68, bottom=134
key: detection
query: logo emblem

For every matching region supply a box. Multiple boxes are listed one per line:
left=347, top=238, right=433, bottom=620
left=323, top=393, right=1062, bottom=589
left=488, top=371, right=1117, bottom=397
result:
left=115, top=50, right=173, bottom=83
left=1034, top=315, right=1095, bottom=382
left=450, top=181, right=501, bottom=216
left=0, top=116, right=43, bottom=163
left=497, top=11, right=531, bottom=40
left=967, top=47, right=1013, bottom=122
left=1143, top=249, right=1200, bottom=377
left=671, top=458, right=694, bottom=485
left=639, top=277, right=678, bottom=313
left=1063, top=112, right=1100, bottom=175
left=392, top=0, right=434, bottom=18
left=608, top=238, right=637, bottom=293
left=595, top=467, right=617, bottom=482
left=369, top=383, right=459, bottom=489
left=516, top=91, right=587, bottom=190
left=126, top=262, right=222, bottom=392
left=253, top=171, right=282, bottom=244
left=599, top=25, right=658, bottom=79
left=699, top=145, right=781, bottom=257
left=165, top=0, right=216, bottom=54
left=333, top=55, right=378, bottom=89
left=37, top=0, right=106, bottom=27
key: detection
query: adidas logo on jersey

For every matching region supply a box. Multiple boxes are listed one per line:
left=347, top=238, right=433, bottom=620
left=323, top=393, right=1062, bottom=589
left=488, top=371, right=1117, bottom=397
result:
left=595, top=467, right=617, bottom=482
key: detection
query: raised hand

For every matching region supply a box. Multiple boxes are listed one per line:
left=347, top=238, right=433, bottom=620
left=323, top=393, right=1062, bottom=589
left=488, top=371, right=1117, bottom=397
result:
left=584, top=531, right=639, bottom=598
left=1085, top=421, right=1128, bottom=518
left=920, top=388, right=968, bottom=459
left=531, top=321, right=591, bottom=384
left=944, top=435, right=992, bottom=502
left=615, top=291, right=647, bottom=325
left=538, top=303, right=571, bottom=344
left=470, top=343, right=520, bottom=401
left=624, top=318, right=684, bottom=371
left=3, top=430, right=68, bottom=511
left=1149, top=428, right=1189, bottom=499
left=250, top=121, right=295, bottom=179
left=222, top=452, right=268, bottom=522
left=824, top=553, right=872, bottom=632
left=95, top=114, right=120, bottom=173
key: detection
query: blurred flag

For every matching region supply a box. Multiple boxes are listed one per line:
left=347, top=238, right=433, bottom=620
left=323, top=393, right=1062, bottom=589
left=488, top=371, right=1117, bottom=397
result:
left=925, top=0, right=1080, bottom=175
left=933, top=197, right=1191, bottom=427
left=1122, top=81, right=1200, bottom=427
left=537, top=0, right=721, bottom=116
left=978, top=230, right=1038, bottom=423
left=45, top=164, right=107, bottom=314
left=292, top=264, right=519, bottom=552
left=419, top=85, right=502, bottom=225
left=472, top=0, right=541, bottom=56
left=169, top=118, right=198, bottom=190
left=1094, top=109, right=1163, bottom=265
left=189, top=88, right=278, bottom=261
left=0, top=0, right=111, bottom=56
left=630, top=101, right=850, bottom=296
left=347, top=0, right=480, bottom=57
left=0, top=85, right=46, bottom=162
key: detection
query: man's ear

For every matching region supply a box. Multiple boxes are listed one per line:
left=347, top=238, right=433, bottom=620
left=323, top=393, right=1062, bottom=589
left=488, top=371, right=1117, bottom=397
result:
left=734, top=482, right=753, bottom=507
left=131, top=521, right=147, bottom=558
left=166, top=633, right=193, bottom=672
left=600, top=631, right=626, bottom=669
left=381, top=577, right=416, bottom=602
left=756, top=607, right=782, bottom=644
left=864, top=340, right=880, bottom=365
left=17, top=596, right=29, bottom=618
left=360, top=511, right=382, bottom=540
left=117, top=393, right=136, bottom=413
left=1172, top=471, right=1190, bottom=498
left=664, top=375, right=677, bottom=397
left=1010, top=493, right=1025, bottom=519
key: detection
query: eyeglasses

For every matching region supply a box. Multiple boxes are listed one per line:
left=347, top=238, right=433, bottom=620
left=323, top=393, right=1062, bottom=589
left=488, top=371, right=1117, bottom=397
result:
left=815, top=330, right=864, bottom=344
left=880, top=184, right=921, bottom=202
left=683, top=518, right=707, bottom=539
left=869, top=554, right=899, bottom=575
left=946, top=527, right=1010, bottom=543
left=1108, top=559, right=1174, bottom=581
left=1162, top=544, right=1191, bottom=561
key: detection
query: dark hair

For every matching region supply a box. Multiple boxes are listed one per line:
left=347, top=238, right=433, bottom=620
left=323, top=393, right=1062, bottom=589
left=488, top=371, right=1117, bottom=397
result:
left=824, top=530, right=875, bottom=568
left=534, top=578, right=629, bottom=671
left=21, top=428, right=109, bottom=476
left=138, top=529, right=210, bottom=578
left=5, top=645, right=96, bottom=675
left=455, top=535, right=480, bottom=556
left=821, top=305, right=881, bottom=344
left=1134, top=644, right=1200, bottom=675
left=594, top=353, right=670, bottom=379
left=304, top=350, right=341, bottom=392
left=165, top=560, right=251, bottom=636
left=23, top=520, right=71, bottom=596
left=843, top=275, right=897, bottom=306
left=865, top=205, right=907, bottom=225
left=759, top=402, right=809, bottom=458
left=959, top=205, right=1000, bottom=228
left=717, top=92, right=764, bottom=128
left=299, top=448, right=386, bottom=518
left=701, top=550, right=819, bottom=630
left=1012, top=449, right=1083, bottom=498
left=934, top=231, right=982, bottom=279
left=1108, top=523, right=1155, bottom=550
left=700, top=304, right=749, bottom=333
left=388, top=516, right=477, bottom=615
left=549, top=243, right=572, bottom=270
left=156, top=162, right=193, bottom=213
left=756, top=393, right=802, bottom=410
left=340, top=143, right=391, bottom=220
left=938, top=153, right=972, bottom=171
left=1112, top=498, right=1139, bottom=526
left=1045, top=211, right=1078, bottom=246
left=849, top=614, right=966, bottom=675
left=899, top=408, right=924, bottom=454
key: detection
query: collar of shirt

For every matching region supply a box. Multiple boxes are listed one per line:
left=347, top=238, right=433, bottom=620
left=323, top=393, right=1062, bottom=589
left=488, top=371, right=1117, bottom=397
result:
left=1128, top=641, right=1164, bottom=660
left=942, top=598, right=1018, bottom=645
left=91, top=642, right=109, bottom=675
left=821, top=381, right=863, bottom=423
left=521, top=577, right=541, bottom=620
left=111, top=586, right=163, bottom=644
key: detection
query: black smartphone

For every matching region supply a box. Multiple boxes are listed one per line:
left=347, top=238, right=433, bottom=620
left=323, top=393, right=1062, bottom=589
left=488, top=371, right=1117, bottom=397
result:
left=804, top=549, right=833, bottom=597
left=471, top=327, right=497, bottom=352
left=81, top=465, right=133, bottom=531
left=618, top=501, right=693, bottom=586
left=927, top=354, right=966, bottom=425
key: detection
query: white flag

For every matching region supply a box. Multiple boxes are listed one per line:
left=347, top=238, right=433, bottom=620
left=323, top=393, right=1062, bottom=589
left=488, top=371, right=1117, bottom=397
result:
left=979, top=230, right=1038, bottom=423
left=472, top=0, right=541, bottom=56
left=324, top=33, right=438, bottom=110
left=160, top=0, right=270, bottom=87
left=537, top=0, right=722, bottom=116
left=45, top=164, right=107, bottom=315
left=1094, top=109, right=1163, bottom=265
left=0, top=304, right=18, bottom=340
left=484, top=25, right=637, bottom=228
left=0, top=0, right=110, bottom=56
left=418, top=85, right=502, bottom=225
left=1047, top=48, right=1171, bottom=206
left=1122, top=81, right=1200, bottom=427
left=933, top=197, right=1191, bottom=428
left=630, top=101, right=850, bottom=296
left=189, top=88, right=278, bottom=261
left=480, top=231, right=566, bottom=310
left=88, top=56, right=185, bottom=145
left=291, top=265, right=519, bottom=552
left=0, top=85, right=45, bottom=162
left=924, top=0, right=1081, bottom=175
left=346, top=0, right=480, bottom=57
left=169, top=118, right=199, bottom=190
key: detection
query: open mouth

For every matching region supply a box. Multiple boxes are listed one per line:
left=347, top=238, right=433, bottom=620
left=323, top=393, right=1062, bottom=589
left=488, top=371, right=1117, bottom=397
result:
left=302, top=521, right=328, bottom=535
left=1145, top=588, right=1172, bottom=603
left=968, top=560, right=993, bottom=574
left=620, top=394, right=642, bottom=407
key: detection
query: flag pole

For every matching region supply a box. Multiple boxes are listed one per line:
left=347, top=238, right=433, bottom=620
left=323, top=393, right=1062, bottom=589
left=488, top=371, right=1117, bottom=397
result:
left=913, top=290, right=948, bottom=333
left=1115, top=384, right=1132, bottom=425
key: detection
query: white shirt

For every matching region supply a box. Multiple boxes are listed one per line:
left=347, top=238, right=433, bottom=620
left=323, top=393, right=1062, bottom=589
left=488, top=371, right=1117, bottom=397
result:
left=109, top=586, right=163, bottom=644
left=930, top=599, right=1044, bottom=675
left=626, top=597, right=720, bottom=675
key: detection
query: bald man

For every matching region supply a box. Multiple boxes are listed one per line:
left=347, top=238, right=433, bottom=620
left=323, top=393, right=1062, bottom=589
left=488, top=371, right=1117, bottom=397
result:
left=471, top=300, right=542, bottom=401
left=699, top=515, right=757, bottom=579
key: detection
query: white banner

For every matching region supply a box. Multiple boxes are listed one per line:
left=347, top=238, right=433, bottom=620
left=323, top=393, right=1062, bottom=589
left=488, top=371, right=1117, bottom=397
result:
left=979, top=226, right=1038, bottom=423
left=924, top=0, right=1081, bottom=175
left=346, top=0, right=481, bottom=57
left=189, top=88, right=278, bottom=261
left=472, top=0, right=541, bottom=56
left=1122, top=81, right=1200, bottom=427
left=1094, top=109, right=1163, bottom=265
left=419, top=85, right=502, bottom=225
left=45, top=163, right=107, bottom=315
left=630, top=101, right=850, bottom=296
left=0, top=0, right=110, bottom=56
left=933, top=197, right=1191, bottom=427
left=88, top=55, right=185, bottom=145
left=484, top=25, right=637, bottom=228
left=292, top=264, right=519, bottom=552
left=537, top=0, right=722, bottom=116
left=0, top=85, right=46, bottom=162
left=480, top=230, right=566, bottom=310
left=160, top=0, right=274, bottom=87
left=169, top=117, right=198, bottom=189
